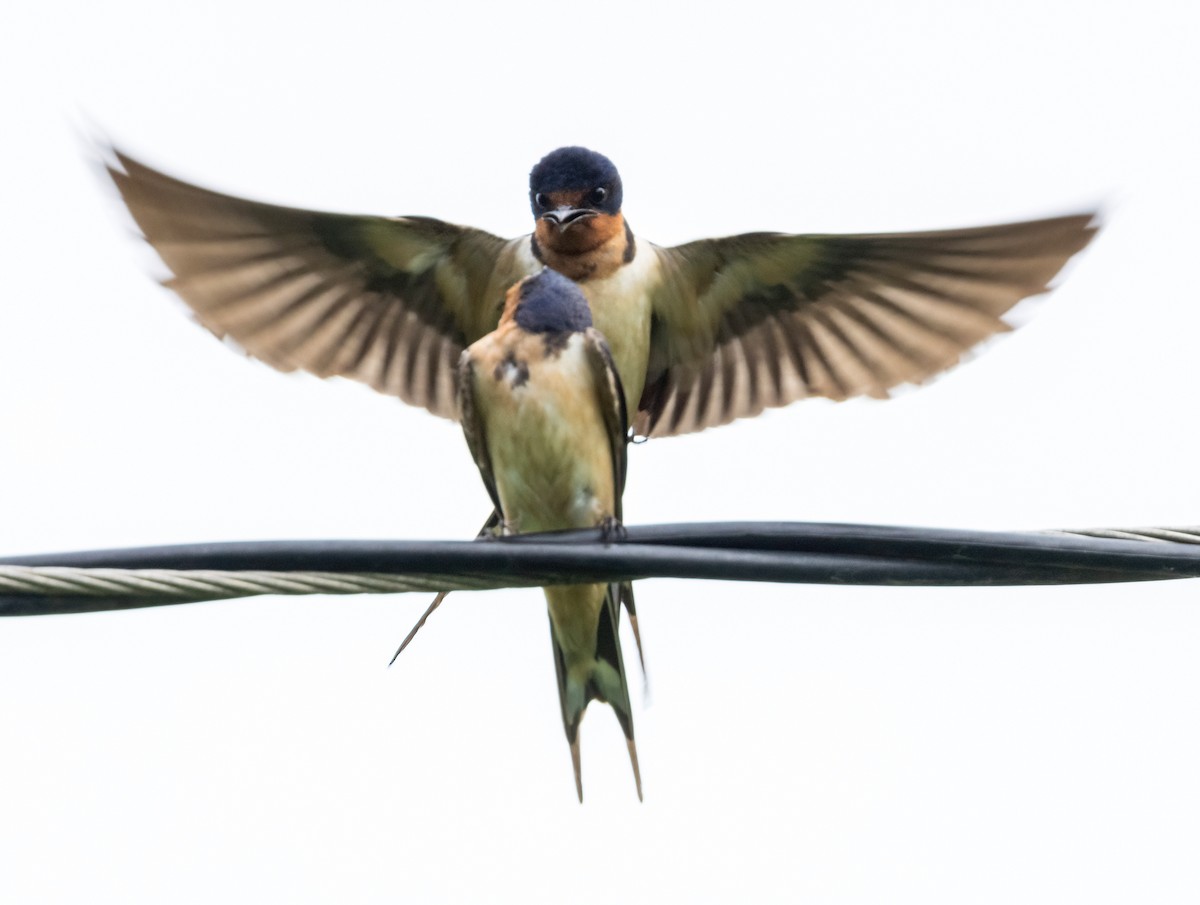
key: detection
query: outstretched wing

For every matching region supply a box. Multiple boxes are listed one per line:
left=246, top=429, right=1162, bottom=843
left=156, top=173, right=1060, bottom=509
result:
left=639, top=213, right=1098, bottom=437
left=107, top=149, right=533, bottom=420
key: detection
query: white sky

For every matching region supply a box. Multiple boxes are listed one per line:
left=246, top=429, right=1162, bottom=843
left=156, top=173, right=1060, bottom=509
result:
left=2, top=1, right=1200, bottom=902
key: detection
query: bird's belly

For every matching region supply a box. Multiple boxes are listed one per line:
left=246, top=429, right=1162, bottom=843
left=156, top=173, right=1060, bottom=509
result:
left=476, top=347, right=616, bottom=536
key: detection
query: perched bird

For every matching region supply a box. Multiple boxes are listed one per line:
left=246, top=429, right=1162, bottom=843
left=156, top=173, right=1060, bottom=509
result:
left=105, top=146, right=1097, bottom=439
left=458, top=268, right=639, bottom=801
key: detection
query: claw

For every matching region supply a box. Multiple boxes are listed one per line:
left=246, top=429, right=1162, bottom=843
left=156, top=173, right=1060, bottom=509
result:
left=599, top=515, right=627, bottom=544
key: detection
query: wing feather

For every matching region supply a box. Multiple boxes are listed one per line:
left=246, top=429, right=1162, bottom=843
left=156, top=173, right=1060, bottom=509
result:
left=455, top=355, right=502, bottom=517
left=108, top=149, right=530, bottom=420
left=640, top=213, right=1097, bottom=436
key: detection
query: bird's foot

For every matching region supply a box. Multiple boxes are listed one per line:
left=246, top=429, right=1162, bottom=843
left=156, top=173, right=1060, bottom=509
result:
left=598, top=516, right=627, bottom=544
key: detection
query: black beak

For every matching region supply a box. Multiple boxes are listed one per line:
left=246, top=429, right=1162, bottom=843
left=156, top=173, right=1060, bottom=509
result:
left=541, top=208, right=595, bottom=228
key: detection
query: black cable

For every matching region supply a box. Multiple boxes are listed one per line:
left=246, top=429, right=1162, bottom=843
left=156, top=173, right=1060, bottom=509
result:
left=3, top=522, right=1198, bottom=617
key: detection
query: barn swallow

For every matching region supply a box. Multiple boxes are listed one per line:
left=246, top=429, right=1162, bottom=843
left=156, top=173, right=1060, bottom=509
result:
left=105, top=146, right=1098, bottom=439
left=458, top=269, right=639, bottom=801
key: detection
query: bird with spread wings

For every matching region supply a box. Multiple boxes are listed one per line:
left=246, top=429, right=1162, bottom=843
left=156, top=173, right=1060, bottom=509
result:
left=105, top=145, right=1097, bottom=439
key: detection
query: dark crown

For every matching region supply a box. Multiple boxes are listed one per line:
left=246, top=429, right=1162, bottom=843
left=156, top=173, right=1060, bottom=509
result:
left=514, top=269, right=594, bottom=335
left=529, top=147, right=623, bottom=214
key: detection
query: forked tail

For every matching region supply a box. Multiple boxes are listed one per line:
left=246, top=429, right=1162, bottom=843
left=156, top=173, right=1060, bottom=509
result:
left=549, top=582, right=642, bottom=802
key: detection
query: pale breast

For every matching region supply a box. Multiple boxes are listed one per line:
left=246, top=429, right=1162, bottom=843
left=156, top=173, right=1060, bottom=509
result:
left=469, top=331, right=617, bottom=535
left=578, top=237, right=663, bottom=413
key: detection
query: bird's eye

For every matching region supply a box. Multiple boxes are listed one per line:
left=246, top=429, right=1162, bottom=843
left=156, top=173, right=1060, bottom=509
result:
left=534, top=193, right=550, bottom=209
left=590, top=187, right=608, bottom=205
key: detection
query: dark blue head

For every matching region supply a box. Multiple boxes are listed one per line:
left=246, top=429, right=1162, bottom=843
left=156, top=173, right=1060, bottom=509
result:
left=529, top=147, right=623, bottom=217
left=513, top=269, right=593, bottom=335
